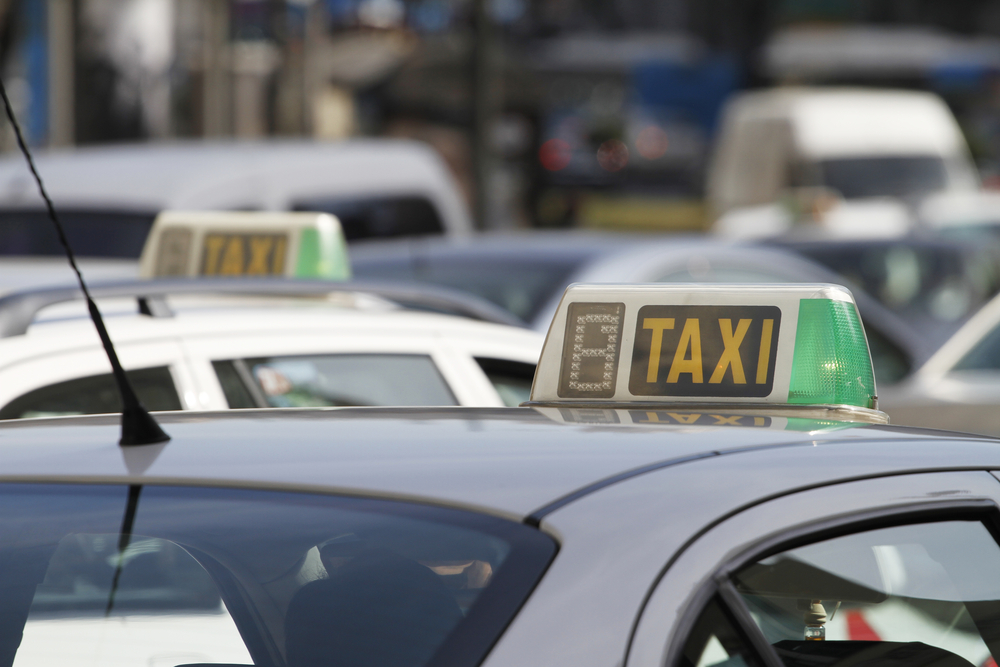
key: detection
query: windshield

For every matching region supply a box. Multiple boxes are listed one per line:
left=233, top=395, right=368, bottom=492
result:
left=0, top=209, right=156, bottom=258
left=817, top=156, right=949, bottom=200
left=2, top=484, right=555, bottom=667
left=292, top=196, right=445, bottom=240
left=777, top=240, right=1000, bottom=343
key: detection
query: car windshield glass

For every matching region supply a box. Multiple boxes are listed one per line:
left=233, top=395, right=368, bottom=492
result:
left=778, top=240, right=1000, bottom=341
left=2, top=484, right=555, bottom=667
left=0, top=209, right=156, bottom=258
left=292, top=196, right=444, bottom=240
left=352, top=254, right=584, bottom=323
left=818, top=156, right=949, bottom=199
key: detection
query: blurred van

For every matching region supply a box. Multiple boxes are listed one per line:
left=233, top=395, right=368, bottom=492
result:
left=0, top=139, right=472, bottom=259
left=706, top=88, right=978, bottom=218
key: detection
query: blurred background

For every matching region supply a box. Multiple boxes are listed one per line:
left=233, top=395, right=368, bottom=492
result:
left=7, top=0, right=1000, bottom=231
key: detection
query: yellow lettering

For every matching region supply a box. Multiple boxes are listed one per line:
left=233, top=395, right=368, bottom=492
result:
left=666, top=319, right=703, bottom=383
left=247, top=237, right=273, bottom=275
left=711, top=415, right=743, bottom=426
left=643, top=318, right=675, bottom=382
left=202, top=235, right=226, bottom=275
left=272, top=236, right=287, bottom=274
left=710, top=318, right=751, bottom=384
left=220, top=237, right=245, bottom=275
left=754, top=417, right=766, bottom=426
left=667, top=412, right=701, bottom=424
left=638, top=412, right=664, bottom=423
left=756, top=319, right=774, bottom=384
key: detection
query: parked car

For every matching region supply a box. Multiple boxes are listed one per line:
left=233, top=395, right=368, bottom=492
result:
left=882, top=287, right=1000, bottom=436
left=706, top=87, right=977, bottom=219
left=0, top=139, right=472, bottom=259
left=765, top=235, right=1000, bottom=345
left=351, top=232, right=933, bottom=385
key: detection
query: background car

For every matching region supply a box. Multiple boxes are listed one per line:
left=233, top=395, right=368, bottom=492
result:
left=351, top=231, right=932, bottom=385
left=764, top=234, right=1000, bottom=345
left=0, top=139, right=472, bottom=259
left=882, top=288, right=1000, bottom=437
left=0, top=278, right=543, bottom=418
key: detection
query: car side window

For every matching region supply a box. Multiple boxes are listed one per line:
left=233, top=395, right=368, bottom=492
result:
left=214, top=354, right=458, bottom=408
left=0, top=366, right=183, bottom=419
left=680, top=520, right=1000, bottom=667
left=475, top=358, right=536, bottom=407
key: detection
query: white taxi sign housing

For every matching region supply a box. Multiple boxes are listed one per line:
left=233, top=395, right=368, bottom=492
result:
left=528, top=284, right=884, bottom=420
left=138, top=211, right=351, bottom=280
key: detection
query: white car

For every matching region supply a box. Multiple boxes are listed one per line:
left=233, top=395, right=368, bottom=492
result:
left=0, top=279, right=542, bottom=418
left=882, top=287, right=1000, bottom=436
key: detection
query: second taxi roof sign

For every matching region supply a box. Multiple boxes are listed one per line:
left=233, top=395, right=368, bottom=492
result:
left=138, top=211, right=352, bottom=281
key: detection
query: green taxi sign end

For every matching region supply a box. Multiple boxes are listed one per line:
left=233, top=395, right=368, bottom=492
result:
left=294, top=222, right=352, bottom=280
left=527, top=283, right=885, bottom=424
left=788, top=298, right=876, bottom=410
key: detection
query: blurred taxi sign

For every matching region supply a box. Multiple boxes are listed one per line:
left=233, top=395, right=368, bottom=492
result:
left=138, top=211, right=351, bottom=280
left=528, top=284, right=885, bottom=421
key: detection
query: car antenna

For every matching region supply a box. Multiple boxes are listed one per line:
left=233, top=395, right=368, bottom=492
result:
left=0, top=79, right=169, bottom=446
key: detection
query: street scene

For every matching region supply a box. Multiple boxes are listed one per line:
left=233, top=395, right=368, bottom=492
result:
left=4, top=4, right=1000, bottom=667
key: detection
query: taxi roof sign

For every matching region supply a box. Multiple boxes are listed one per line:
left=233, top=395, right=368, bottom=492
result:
left=138, top=211, right=351, bottom=280
left=528, top=283, right=884, bottom=421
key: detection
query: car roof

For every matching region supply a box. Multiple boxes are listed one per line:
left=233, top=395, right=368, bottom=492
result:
left=0, top=139, right=471, bottom=233
left=721, top=87, right=966, bottom=158
left=0, top=408, right=995, bottom=521
left=0, top=297, right=543, bottom=365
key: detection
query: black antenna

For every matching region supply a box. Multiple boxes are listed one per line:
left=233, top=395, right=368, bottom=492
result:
left=0, top=79, right=168, bottom=446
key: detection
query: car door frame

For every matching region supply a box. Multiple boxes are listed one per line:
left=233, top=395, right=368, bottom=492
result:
left=627, top=470, right=1000, bottom=667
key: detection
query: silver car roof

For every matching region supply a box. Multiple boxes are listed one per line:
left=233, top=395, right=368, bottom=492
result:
left=0, top=407, right=992, bottom=521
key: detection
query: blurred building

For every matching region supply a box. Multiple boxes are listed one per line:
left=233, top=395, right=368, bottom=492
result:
left=3, top=0, right=1000, bottom=229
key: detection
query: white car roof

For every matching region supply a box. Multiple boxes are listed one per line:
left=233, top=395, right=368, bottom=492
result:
left=0, top=139, right=472, bottom=234
left=0, top=296, right=543, bottom=367
left=722, top=87, right=967, bottom=159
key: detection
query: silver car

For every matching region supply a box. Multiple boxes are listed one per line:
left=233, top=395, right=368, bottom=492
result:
left=1, top=281, right=999, bottom=667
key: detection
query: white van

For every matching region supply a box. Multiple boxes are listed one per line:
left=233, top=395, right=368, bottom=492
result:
left=706, top=87, right=978, bottom=219
left=0, top=139, right=472, bottom=258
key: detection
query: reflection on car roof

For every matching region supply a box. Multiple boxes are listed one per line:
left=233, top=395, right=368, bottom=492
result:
left=0, top=407, right=995, bottom=519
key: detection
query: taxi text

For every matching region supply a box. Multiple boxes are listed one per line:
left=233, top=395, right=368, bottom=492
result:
left=629, top=305, right=780, bottom=398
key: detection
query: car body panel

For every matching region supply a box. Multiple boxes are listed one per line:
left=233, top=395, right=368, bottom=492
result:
left=0, top=408, right=997, bottom=667
left=628, top=470, right=1000, bottom=667
left=487, top=442, right=1000, bottom=667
